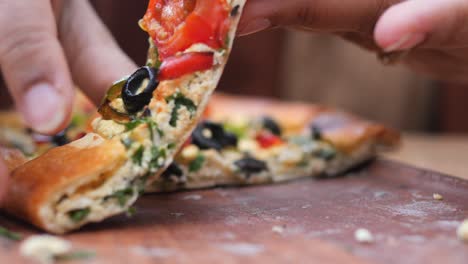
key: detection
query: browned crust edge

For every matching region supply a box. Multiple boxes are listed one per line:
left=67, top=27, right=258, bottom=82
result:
left=2, top=136, right=126, bottom=232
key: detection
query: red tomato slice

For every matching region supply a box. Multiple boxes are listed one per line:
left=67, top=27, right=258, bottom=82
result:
left=143, top=0, right=230, bottom=60
left=256, top=131, right=284, bottom=149
left=158, top=52, right=214, bottom=80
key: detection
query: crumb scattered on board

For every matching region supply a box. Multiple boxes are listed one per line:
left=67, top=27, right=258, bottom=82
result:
left=457, top=219, right=468, bottom=243
left=433, top=193, right=443, bottom=201
left=354, top=228, right=374, bottom=244
left=20, top=235, right=71, bottom=264
left=272, top=225, right=285, bottom=234
left=19, top=235, right=94, bottom=264
left=182, top=194, right=203, bottom=201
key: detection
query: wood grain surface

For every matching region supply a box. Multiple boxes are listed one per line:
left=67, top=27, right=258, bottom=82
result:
left=1, top=160, right=467, bottom=263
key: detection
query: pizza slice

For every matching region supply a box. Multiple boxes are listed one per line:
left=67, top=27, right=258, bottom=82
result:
left=1, top=92, right=400, bottom=195
left=147, top=94, right=400, bottom=192
left=2, top=0, right=246, bottom=234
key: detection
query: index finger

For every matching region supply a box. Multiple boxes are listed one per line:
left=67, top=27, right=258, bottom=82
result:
left=238, top=0, right=397, bottom=36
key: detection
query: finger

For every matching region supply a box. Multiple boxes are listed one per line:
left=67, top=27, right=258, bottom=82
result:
left=375, top=0, right=468, bottom=52
left=238, top=0, right=396, bottom=36
left=59, top=0, right=137, bottom=105
left=0, top=159, right=8, bottom=205
left=0, top=0, right=74, bottom=134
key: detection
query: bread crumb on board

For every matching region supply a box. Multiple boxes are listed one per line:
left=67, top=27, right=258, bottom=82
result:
left=354, top=228, right=374, bottom=243
left=20, top=235, right=71, bottom=264
left=457, top=219, right=468, bottom=243
left=19, top=235, right=95, bottom=264
left=433, top=193, right=444, bottom=200
left=272, top=225, right=285, bottom=234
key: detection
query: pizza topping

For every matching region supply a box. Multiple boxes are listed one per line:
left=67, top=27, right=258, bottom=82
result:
left=234, top=157, right=268, bottom=176
left=310, top=124, right=322, bottom=140
left=165, top=92, right=197, bottom=127
left=51, top=130, right=69, bottom=146
left=132, top=146, right=145, bottom=166
left=68, top=208, right=90, bottom=223
left=315, top=147, right=337, bottom=161
left=181, top=144, right=200, bottom=161
left=162, top=162, right=184, bottom=179
left=122, top=66, right=159, bottom=114
left=256, top=131, right=283, bottom=149
left=189, top=154, right=205, bottom=172
left=142, top=0, right=230, bottom=60
left=149, top=146, right=167, bottom=171
left=106, top=188, right=135, bottom=207
left=158, top=52, right=214, bottom=80
left=262, top=117, right=282, bottom=136
left=98, top=77, right=131, bottom=122
left=238, top=138, right=259, bottom=153
left=230, top=5, right=240, bottom=17
left=192, top=121, right=237, bottom=150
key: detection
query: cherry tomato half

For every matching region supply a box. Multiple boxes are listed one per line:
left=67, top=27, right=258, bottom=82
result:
left=158, top=52, right=214, bottom=80
left=256, top=131, right=284, bottom=149
left=143, top=0, right=230, bottom=60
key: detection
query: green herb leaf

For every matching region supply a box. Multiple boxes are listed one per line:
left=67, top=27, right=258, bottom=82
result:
left=132, top=146, right=145, bottom=166
left=68, top=208, right=90, bottom=223
left=167, top=143, right=176, bottom=149
left=126, top=207, right=137, bottom=217
left=189, top=154, right=205, bottom=173
left=316, top=147, right=337, bottom=161
left=166, top=93, right=197, bottom=127
left=121, top=138, right=134, bottom=149
left=149, top=146, right=167, bottom=170
left=125, top=118, right=161, bottom=142
left=56, top=251, right=96, bottom=261
left=0, top=226, right=22, bottom=241
left=125, top=119, right=146, bottom=131
left=108, top=188, right=134, bottom=207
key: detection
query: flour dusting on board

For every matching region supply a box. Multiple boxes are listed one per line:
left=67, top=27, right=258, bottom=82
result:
left=218, top=243, right=265, bottom=256
left=182, top=194, right=203, bottom=201
left=387, top=201, right=457, bottom=218
left=131, top=246, right=176, bottom=258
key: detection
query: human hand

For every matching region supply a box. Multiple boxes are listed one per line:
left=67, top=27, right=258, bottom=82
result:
left=0, top=159, right=7, bottom=204
left=0, top=0, right=137, bottom=204
left=238, top=0, right=468, bottom=83
left=0, top=0, right=136, bottom=135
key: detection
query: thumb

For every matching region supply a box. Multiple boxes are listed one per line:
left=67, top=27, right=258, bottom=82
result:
left=59, top=0, right=137, bottom=105
left=374, top=0, right=468, bottom=52
left=0, top=0, right=74, bottom=134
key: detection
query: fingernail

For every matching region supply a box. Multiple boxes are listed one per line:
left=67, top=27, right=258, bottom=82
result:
left=22, top=83, right=66, bottom=134
left=237, top=18, right=271, bottom=36
left=384, top=33, right=426, bottom=52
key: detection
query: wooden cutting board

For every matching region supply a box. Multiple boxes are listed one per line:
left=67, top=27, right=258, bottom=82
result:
left=1, top=159, right=467, bottom=263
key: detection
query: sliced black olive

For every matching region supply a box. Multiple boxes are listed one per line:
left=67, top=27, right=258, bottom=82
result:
left=51, top=130, right=69, bottom=146
left=234, top=157, right=268, bottom=177
left=231, top=5, right=240, bottom=16
left=310, top=124, right=322, bottom=140
left=162, top=163, right=184, bottom=179
left=262, top=117, right=282, bottom=136
left=142, top=108, right=152, bottom=117
left=122, top=66, right=159, bottom=114
left=192, top=121, right=238, bottom=150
